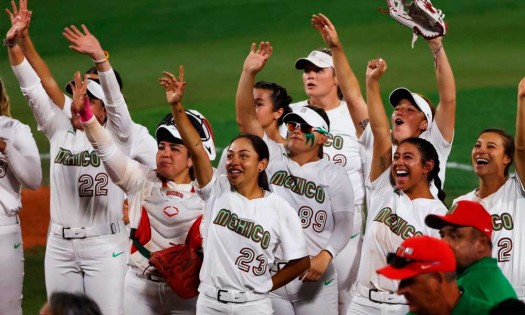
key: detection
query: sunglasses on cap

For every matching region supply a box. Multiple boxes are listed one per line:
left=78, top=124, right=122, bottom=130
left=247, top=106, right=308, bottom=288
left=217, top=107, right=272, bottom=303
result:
left=286, top=121, right=327, bottom=135
left=386, top=253, right=419, bottom=268
left=158, top=112, right=211, bottom=142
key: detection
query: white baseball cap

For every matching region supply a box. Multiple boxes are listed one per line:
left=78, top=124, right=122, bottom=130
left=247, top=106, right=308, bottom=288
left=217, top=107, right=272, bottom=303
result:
left=156, top=110, right=216, bottom=160
left=389, top=87, right=433, bottom=123
left=65, top=79, right=108, bottom=106
left=283, top=106, right=329, bottom=134
left=295, top=50, right=334, bottom=70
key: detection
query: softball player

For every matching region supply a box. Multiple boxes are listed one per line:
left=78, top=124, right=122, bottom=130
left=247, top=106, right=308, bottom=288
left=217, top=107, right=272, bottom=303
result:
left=453, top=76, right=525, bottom=302
left=71, top=72, right=216, bottom=314
left=160, top=66, right=310, bottom=315
left=348, top=58, right=447, bottom=315
left=0, top=79, right=41, bottom=315
left=236, top=43, right=355, bottom=315
left=7, top=18, right=133, bottom=314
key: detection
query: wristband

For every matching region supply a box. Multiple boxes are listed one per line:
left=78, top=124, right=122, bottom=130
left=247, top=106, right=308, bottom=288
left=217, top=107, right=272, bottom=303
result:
left=2, top=38, right=18, bottom=48
left=92, top=50, right=109, bottom=64
left=80, top=97, right=94, bottom=122
left=431, top=43, right=443, bottom=55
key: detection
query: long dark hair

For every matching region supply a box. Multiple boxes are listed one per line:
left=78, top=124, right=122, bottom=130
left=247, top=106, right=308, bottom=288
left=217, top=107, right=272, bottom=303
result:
left=254, top=81, right=292, bottom=126
left=479, top=129, right=515, bottom=177
left=228, top=134, right=270, bottom=191
left=399, top=137, right=446, bottom=203
left=48, top=292, right=102, bottom=315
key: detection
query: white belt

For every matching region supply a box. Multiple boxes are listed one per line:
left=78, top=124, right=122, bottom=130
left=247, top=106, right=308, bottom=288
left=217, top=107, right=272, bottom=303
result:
left=51, top=222, right=120, bottom=239
left=356, top=282, right=406, bottom=305
left=201, top=283, right=267, bottom=304
left=0, top=215, right=19, bottom=227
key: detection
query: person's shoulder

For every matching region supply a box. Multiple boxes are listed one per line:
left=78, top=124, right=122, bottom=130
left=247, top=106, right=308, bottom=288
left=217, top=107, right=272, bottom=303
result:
left=289, top=100, right=308, bottom=110
left=455, top=286, right=493, bottom=314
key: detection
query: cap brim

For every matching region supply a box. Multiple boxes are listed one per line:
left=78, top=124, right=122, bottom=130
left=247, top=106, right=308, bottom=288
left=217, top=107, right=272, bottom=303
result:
left=425, top=214, right=469, bottom=231
left=377, top=265, right=421, bottom=280
left=389, top=88, right=415, bottom=108
left=294, top=58, right=332, bottom=70
left=282, top=113, right=308, bottom=125
left=156, top=125, right=182, bottom=143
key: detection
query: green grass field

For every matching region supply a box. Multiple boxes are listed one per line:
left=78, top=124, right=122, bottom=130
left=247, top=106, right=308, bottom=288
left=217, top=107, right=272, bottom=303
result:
left=1, top=0, right=524, bottom=313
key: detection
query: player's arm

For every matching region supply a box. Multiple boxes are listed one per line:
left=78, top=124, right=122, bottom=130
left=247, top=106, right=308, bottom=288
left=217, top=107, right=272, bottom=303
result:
left=271, top=256, right=310, bottom=291
left=429, top=37, right=456, bottom=143
left=6, top=0, right=66, bottom=107
left=161, top=66, right=213, bottom=187
left=516, top=77, right=525, bottom=182
left=235, top=42, right=271, bottom=138
left=71, top=72, right=139, bottom=191
left=312, top=13, right=369, bottom=138
left=0, top=123, right=42, bottom=190
left=63, top=24, right=133, bottom=141
left=366, top=59, right=393, bottom=182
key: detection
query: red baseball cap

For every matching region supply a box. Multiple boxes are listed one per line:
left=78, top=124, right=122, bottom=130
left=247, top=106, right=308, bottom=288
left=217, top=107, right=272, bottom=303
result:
left=377, top=236, right=456, bottom=280
left=425, top=200, right=493, bottom=239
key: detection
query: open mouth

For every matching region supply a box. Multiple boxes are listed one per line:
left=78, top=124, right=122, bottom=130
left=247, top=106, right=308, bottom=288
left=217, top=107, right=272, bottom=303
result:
left=306, top=82, right=316, bottom=88
left=396, top=170, right=409, bottom=178
left=395, top=118, right=404, bottom=126
left=475, top=158, right=489, bottom=166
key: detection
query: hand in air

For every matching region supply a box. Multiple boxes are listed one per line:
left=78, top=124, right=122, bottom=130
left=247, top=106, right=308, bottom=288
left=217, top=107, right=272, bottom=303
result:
left=242, top=41, right=272, bottom=75
left=366, top=58, right=388, bottom=82
left=70, top=71, right=88, bottom=114
left=63, top=24, right=105, bottom=60
left=311, top=13, right=341, bottom=49
left=5, top=3, right=31, bottom=44
left=160, top=66, right=186, bottom=106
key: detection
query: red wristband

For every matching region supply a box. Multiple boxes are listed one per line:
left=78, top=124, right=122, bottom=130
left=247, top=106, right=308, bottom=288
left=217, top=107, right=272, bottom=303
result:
left=80, top=96, right=94, bottom=122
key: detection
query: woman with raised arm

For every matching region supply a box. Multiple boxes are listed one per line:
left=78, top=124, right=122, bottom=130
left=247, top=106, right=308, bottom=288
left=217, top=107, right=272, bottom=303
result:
left=160, top=66, right=309, bottom=315
left=5, top=0, right=156, bottom=169
left=347, top=59, right=447, bottom=315
left=311, top=13, right=455, bottom=191
left=69, top=72, right=216, bottom=315
left=0, top=78, right=41, bottom=315
left=236, top=42, right=355, bottom=315
left=5, top=12, right=129, bottom=315
left=453, top=77, right=525, bottom=302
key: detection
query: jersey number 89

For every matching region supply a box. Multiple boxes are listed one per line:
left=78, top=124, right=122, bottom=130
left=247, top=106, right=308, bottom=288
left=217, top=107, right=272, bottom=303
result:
left=298, top=206, right=327, bottom=232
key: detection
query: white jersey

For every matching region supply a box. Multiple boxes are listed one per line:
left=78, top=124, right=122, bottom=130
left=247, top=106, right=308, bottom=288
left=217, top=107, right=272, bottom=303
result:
left=0, top=116, right=41, bottom=216
left=12, top=59, right=129, bottom=227
left=282, top=101, right=365, bottom=206
left=454, top=175, right=525, bottom=297
left=359, top=121, right=452, bottom=200
left=264, top=137, right=355, bottom=256
left=357, top=169, right=447, bottom=292
left=113, top=160, right=203, bottom=271
left=196, top=172, right=308, bottom=293
left=129, top=124, right=157, bottom=169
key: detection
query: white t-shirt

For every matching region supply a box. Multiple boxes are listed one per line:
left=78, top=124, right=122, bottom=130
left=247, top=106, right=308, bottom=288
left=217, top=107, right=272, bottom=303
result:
left=0, top=116, right=41, bottom=216
left=196, top=172, right=308, bottom=293
left=265, top=137, right=355, bottom=256
left=454, top=175, right=525, bottom=296
left=282, top=101, right=365, bottom=206
left=356, top=169, right=447, bottom=293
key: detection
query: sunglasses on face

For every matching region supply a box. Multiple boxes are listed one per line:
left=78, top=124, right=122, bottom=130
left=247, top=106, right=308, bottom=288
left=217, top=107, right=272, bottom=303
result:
left=286, top=121, right=315, bottom=134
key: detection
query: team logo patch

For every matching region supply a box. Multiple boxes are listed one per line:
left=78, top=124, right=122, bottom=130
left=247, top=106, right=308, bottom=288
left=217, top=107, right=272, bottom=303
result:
left=163, top=206, right=180, bottom=217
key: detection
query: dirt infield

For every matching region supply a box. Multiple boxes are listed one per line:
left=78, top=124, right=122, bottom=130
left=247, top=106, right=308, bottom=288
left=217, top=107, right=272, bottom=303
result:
left=20, top=186, right=50, bottom=249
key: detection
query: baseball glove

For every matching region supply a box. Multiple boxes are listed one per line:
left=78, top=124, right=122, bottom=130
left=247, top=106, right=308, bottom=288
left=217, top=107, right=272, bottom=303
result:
left=149, top=243, right=202, bottom=299
left=148, top=215, right=203, bottom=299
left=386, top=0, right=446, bottom=46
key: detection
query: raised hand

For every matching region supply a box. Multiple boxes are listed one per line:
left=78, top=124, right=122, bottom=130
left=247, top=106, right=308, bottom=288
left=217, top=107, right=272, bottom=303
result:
left=242, top=41, right=272, bottom=75
left=63, top=24, right=105, bottom=60
left=5, top=0, right=27, bottom=26
left=160, top=66, right=186, bottom=106
left=366, top=58, right=388, bottom=82
left=311, top=13, right=340, bottom=49
left=5, top=7, right=31, bottom=44
left=70, top=71, right=88, bottom=113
